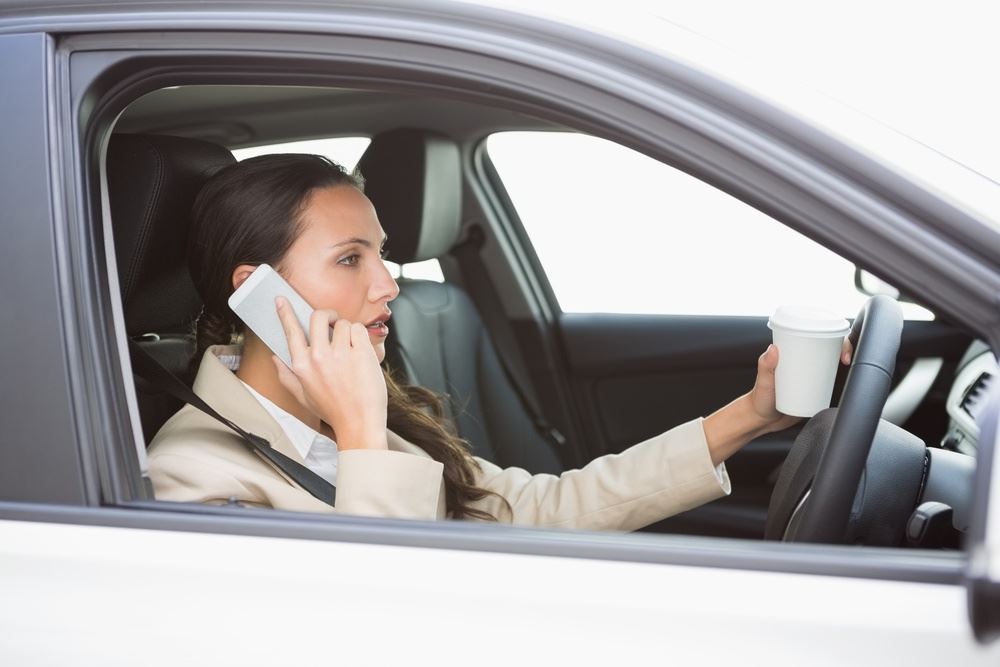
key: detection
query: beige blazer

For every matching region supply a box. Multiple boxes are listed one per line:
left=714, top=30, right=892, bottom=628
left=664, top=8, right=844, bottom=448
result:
left=148, top=345, right=731, bottom=531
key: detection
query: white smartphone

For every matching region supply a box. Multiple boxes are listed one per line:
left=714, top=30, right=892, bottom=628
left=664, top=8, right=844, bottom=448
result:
left=227, top=264, right=315, bottom=369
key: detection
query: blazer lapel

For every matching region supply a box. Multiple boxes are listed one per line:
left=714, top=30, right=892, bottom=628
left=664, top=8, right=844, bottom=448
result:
left=192, top=344, right=306, bottom=466
left=191, top=345, right=437, bottom=501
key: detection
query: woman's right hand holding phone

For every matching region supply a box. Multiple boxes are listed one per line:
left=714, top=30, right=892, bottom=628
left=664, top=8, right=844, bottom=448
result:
left=273, top=296, right=388, bottom=451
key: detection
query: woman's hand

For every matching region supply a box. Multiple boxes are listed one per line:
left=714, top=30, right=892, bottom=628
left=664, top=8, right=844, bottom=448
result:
left=703, top=337, right=854, bottom=466
left=747, top=344, right=802, bottom=433
left=841, top=337, right=854, bottom=365
left=749, top=337, right=854, bottom=433
left=272, top=296, right=388, bottom=451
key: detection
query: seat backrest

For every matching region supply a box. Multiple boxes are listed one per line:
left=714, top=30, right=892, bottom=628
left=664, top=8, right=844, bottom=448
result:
left=358, top=128, right=562, bottom=474
left=106, top=133, right=235, bottom=440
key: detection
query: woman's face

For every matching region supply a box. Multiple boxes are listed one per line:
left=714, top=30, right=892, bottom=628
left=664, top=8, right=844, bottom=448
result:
left=278, top=184, right=399, bottom=363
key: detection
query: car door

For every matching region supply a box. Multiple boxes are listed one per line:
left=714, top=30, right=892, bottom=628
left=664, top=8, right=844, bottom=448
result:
left=482, top=130, right=975, bottom=539
left=2, top=2, right=999, bottom=661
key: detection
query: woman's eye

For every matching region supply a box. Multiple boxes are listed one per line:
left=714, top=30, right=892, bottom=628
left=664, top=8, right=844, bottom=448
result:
left=338, top=248, right=387, bottom=266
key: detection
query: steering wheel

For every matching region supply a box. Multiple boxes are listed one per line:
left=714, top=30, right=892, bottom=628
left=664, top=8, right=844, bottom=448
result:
left=765, top=295, right=904, bottom=544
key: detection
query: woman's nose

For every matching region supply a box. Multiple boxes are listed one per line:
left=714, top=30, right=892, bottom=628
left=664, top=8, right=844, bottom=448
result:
left=370, top=259, right=400, bottom=303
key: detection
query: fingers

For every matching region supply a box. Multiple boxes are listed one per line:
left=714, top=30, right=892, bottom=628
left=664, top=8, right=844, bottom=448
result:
left=756, top=344, right=778, bottom=389
left=331, top=318, right=353, bottom=350
left=272, top=352, right=297, bottom=387
left=280, top=298, right=368, bottom=362
left=272, top=354, right=308, bottom=405
left=309, top=308, right=338, bottom=349
left=349, top=322, right=370, bottom=349
left=275, top=297, right=307, bottom=359
left=841, top=337, right=854, bottom=365
left=759, top=343, right=778, bottom=372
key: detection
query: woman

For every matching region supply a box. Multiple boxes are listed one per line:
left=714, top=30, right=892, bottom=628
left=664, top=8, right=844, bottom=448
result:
left=148, top=153, right=851, bottom=531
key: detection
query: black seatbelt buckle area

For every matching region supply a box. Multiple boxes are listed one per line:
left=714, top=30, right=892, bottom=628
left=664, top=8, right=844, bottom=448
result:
left=535, top=419, right=566, bottom=448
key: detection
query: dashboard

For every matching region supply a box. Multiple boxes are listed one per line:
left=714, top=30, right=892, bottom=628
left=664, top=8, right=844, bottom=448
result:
left=943, top=341, right=997, bottom=455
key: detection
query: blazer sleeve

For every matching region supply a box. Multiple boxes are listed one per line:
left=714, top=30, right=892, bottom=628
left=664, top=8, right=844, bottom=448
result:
left=469, top=417, right=731, bottom=532
left=334, top=449, right=444, bottom=519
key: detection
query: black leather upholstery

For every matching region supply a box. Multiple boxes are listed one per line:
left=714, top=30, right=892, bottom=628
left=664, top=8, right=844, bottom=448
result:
left=361, top=129, right=562, bottom=473
left=388, top=280, right=561, bottom=472
left=356, top=128, right=462, bottom=264
left=107, top=133, right=235, bottom=440
left=108, top=133, right=235, bottom=335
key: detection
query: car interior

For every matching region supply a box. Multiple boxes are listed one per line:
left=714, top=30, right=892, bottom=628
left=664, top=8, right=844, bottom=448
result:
left=105, top=84, right=996, bottom=547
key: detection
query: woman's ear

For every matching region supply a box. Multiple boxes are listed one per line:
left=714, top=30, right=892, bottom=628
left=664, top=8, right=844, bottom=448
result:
left=231, top=264, right=258, bottom=292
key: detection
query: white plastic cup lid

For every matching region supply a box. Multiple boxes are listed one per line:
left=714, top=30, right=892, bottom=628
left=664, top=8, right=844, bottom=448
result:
left=767, top=305, right=850, bottom=338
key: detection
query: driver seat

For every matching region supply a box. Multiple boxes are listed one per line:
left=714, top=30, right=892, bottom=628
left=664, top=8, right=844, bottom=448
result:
left=106, top=133, right=236, bottom=441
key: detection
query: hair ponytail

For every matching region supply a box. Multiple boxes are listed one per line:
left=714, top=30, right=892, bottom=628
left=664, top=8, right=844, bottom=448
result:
left=190, top=307, right=237, bottom=376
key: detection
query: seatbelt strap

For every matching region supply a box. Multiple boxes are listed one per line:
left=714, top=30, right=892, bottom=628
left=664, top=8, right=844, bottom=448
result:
left=127, top=338, right=336, bottom=507
left=451, top=225, right=566, bottom=449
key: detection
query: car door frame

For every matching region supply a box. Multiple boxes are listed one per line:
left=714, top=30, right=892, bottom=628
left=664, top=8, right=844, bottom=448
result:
left=1, top=0, right=998, bottom=643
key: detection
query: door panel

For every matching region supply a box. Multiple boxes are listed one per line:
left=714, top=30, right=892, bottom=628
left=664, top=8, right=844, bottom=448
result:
left=558, top=313, right=973, bottom=538
left=4, top=517, right=996, bottom=664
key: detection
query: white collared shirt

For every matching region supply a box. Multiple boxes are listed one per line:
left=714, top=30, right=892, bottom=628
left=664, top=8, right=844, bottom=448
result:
left=239, top=380, right=341, bottom=487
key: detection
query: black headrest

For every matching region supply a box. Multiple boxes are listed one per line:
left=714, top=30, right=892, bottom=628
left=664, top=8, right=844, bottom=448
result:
left=356, top=128, right=462, bottom=264
left=107, top=134, right=235, bottom=335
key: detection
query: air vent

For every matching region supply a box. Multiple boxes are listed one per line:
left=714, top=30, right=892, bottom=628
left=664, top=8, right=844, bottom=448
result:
left=961, top=372, right=994, bottom=422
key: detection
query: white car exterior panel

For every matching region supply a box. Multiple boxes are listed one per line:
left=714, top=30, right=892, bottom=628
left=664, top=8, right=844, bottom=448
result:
left=0, top=0, right=997, bottom=659
left=2, top=519, right=997, bottom=665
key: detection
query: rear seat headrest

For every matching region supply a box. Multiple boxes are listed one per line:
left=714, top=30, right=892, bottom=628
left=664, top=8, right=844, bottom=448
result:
left=107, top=133, right=235, bottom=335
left=356, top=128, right=462, bottom=265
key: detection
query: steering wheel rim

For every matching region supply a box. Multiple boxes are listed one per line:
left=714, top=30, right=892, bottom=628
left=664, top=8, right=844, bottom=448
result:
left=773, top=294, right=904, bottom=544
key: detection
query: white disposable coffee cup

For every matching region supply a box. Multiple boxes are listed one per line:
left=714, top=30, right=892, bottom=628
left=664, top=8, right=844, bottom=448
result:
left=767, top=305, right=850, bottom=418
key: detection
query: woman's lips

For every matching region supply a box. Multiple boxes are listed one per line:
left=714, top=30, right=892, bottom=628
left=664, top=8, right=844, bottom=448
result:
left=366, top=321, right=389, bottom=337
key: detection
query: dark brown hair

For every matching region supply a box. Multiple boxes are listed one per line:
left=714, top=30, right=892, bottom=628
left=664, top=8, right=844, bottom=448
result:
left=188, top=153, right=510, bottom=521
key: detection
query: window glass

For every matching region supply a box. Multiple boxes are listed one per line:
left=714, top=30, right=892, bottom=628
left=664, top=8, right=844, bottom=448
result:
left=396, top=259, right=445, bottom=283
left=487, top=131, right=933, bottom=320
left=231, top=136, right=371, bottom=171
